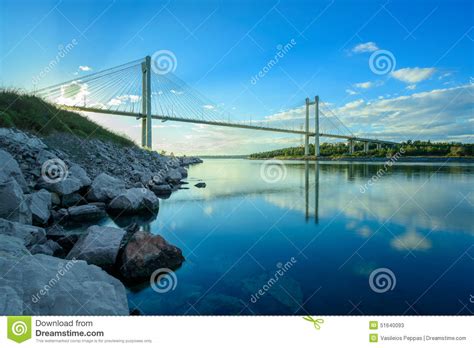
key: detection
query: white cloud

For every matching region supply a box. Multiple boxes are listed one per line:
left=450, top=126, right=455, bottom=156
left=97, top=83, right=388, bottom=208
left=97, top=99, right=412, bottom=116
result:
left=354, top=81, right=373, bottom=89
left=332, top=84, right=473, bottom=141
left=107, top=94, right=141, bottom=106
left=244, top=84, right=473, bottom=143
left=203, top=104, right=215, bottom=110
left=438, top=72, right=452, bottom=80
left=352, top=42, right=379, bottom=53
left=346, top=89, right=358, bottom=95
left=406, top=84, right=416, bottom=90
left=391, top=67, right=436, bottom=84
left=79, top=65, right=92, bottom=71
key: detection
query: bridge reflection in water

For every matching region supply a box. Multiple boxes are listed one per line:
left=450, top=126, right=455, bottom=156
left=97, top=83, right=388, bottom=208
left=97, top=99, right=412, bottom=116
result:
left=304, top=161, right=319, bottom=223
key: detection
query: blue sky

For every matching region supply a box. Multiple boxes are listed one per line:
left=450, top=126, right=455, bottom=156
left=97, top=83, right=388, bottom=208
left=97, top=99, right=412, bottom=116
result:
left=0, top=0, right=473, bottom=154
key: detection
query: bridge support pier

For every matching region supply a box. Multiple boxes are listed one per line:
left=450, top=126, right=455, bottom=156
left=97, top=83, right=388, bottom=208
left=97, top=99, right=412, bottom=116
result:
left=304, top=98, right=310, bottom=157
left=376, top=143, right=381, bottom=150
left=363, top=142, right=369, bottom=153
left=348, top=139, right=354, bottom=154
left=314, top=96, right=320, bottom=157
left=141, top=56, right=152, bottom=149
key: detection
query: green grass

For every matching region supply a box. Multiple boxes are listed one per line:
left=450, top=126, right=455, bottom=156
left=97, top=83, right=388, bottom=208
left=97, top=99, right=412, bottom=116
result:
left=0, top=89, right=135, bottom=147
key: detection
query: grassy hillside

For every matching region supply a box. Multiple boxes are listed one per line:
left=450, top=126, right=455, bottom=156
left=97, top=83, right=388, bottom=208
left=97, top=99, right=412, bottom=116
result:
left=250, top=141, right=474, bottom=159
left=0, top=90, right=135, bottom=147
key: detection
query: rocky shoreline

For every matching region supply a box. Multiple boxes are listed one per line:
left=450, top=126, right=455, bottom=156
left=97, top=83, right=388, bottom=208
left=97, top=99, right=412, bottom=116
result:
left=0, top=128, right=201, bottom=315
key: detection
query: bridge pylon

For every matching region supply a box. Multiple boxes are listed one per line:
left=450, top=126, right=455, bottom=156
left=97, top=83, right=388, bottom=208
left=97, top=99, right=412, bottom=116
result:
left=141, top=56, right=152, bottom=148
left=304, top=96, right=320, bottom=158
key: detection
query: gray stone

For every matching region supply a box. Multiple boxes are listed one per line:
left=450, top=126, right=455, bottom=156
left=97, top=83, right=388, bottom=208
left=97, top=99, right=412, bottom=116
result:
left=108, top=188, right=159, bottom=213
left=149, top=183, right=173, bottom=195
left=61, top=193, right=86, bottom=207
left=67, top=225, right=126, bottom=268
left=30, top=239, right=63, bottom=257
left=165, top=168, right=183, bottom=183
left=38, top=176, right=82, bottom=196
left=26, top=189, right=51, bottom=225
left=0, top=149, right=28, bottom=191
left=194, top=182, right=206, bottom=188
left=0, top=218, right=46, bottom=248
left=0, top=254, right=129, bottom=315
left=86, top=173, right=126, bottom=202
left=67, top=204, right=107, bottom=222
left=177, top=166, right=188, bottom=178
left=50, top=192, right=61, bottom=205
left=0, top=179, right=32, bottom=224
left=37, top=163, right=90, bottom=196
left=69, top=164, right=92, bottom=187
left=0, top=234, right=31, bottom=258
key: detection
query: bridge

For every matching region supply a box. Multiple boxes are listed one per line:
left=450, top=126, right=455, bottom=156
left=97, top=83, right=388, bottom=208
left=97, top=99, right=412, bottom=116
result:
left=34, top=55, right=398, bottom=155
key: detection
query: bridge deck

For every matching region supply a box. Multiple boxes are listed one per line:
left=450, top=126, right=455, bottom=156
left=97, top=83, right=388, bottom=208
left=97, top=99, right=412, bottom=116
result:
left=63, top=105, right=398, bottom=145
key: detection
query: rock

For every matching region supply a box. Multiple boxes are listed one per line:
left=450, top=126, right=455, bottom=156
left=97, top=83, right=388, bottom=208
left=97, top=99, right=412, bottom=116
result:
left=37, top=163, right=90, bottom=196
left=46, top=225, right=80, bottom=254
left=51, top=208, right=69, bottom=223
left=0, top=149, right=28, bottom=192
left=69, top=164, right=92, bottom=187
left=30, top=239, right=63, bottom=257
left=0, top=254, right=129, bottom=315
left=177, top=166, right=188, bottom=178
left=165, top=168, right=183, bottom=183
left=0, top=234, right=30, bottom=258
left=149, top=183, right=173, bottom=196
left=61, top=192, right=87, bottom=207
left=87, top=173, right=126, bottom=202
left=67, top=203, right=107, bottom=222
left=108, top=188, right=159, bottom=214
left=26, top=189, right=51, bottom=225
left=67, top=225, right=126, bottom=268
left=119, top=231, right=184, bottom=282
left=180, top=157, right=203, bottom=166
left=194, top=182, right=206, bottom=188
left=50, top=192, right=61, bottom=205
left=0, top=179, right=32, bottom=224
left=0, top=218, right=46, bottom=249
left=37, top=176, right=81, bottom=196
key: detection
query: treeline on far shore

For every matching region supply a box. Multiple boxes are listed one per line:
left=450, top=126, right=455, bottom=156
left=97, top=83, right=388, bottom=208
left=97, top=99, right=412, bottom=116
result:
left=249, top=141, right=474, bottom=159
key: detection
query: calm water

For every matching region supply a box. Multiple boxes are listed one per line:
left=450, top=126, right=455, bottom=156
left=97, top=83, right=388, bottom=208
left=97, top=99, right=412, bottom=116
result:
left=110, top=159, right=474, bottom=315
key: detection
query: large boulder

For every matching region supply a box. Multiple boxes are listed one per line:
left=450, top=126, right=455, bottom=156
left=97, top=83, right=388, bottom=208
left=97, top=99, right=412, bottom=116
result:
left=108, top=188, right=159, bottom=214
left=0, top=149, right=28, bottom=192
left=0, top=218, right=46, bottom=249
left=26, top=189, right=52, bottom=226
left=67, top=203, right=107, bottom=223
left=119, top=230, right=184, bottom=283
left=0, top=234, right=30, bottom=258
left=87, top=173, right=126, bottom=202
left=177, top=166, right=188, bottom=178
left=165, top=168, right=183, bottom=183
left=67, top=225, right=126, bottom=268
left=149, top=183, right=173, bottom=196
left=0, top=253, right=129, bottom=315
left=0, top=179, right=32, bottom=224
left=37, top=163, right=91, bottom=196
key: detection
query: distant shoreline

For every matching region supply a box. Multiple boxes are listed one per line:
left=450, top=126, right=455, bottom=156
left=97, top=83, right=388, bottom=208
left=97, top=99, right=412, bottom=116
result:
left=248, top=156, right=474, bottom=163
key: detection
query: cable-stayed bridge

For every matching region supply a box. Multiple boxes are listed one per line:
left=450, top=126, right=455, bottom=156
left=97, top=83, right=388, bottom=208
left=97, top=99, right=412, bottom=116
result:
left=34, top=55, right=397, bottom=155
